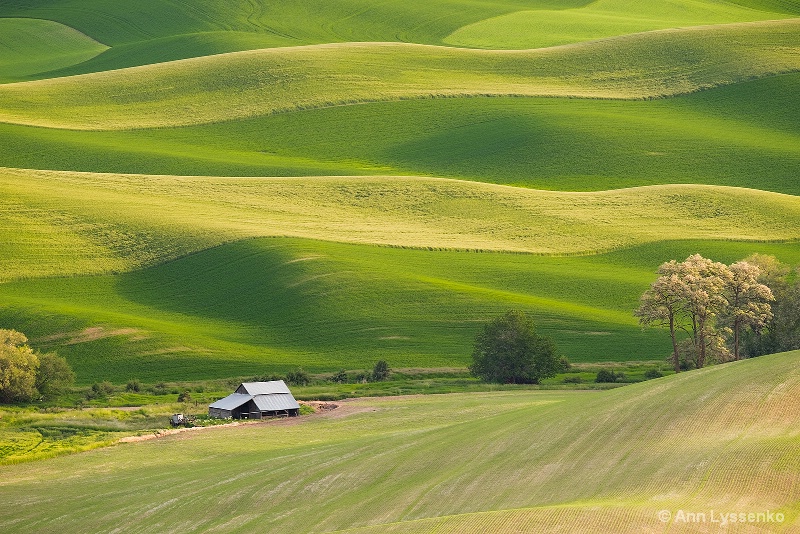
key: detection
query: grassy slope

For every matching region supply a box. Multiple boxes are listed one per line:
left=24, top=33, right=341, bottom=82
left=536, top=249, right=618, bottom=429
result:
left=0, top=0, right=581, bottom=75
left=0, top=351, right=797, bottom=533
left=2, top=166, right=799, bottom=381
left=3, top=168, right=800, bottom=281
left=0, top=0, right=793, bottom=77
left=445, top=0, right=796, bottom=49
left=0, top=1, right=797, bottom=383
left=0, top=19, right=798, bottom=129
left=2, top=237, right=800, bottom=383
left=1, top=73, right=798, bottom=193
left=0, top=18, right=108, bottom=82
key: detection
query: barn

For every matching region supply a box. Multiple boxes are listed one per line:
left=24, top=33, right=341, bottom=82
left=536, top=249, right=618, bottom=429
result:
left=208, top=380, right=300, bottom=419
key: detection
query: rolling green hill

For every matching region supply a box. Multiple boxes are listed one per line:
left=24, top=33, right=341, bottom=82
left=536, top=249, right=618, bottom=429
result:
left=1, top=2, right=799, bottom=528
left=0, top=18, right=107, bottom=83
left=2, top=0, right=794, bottom=77
left=445, top=0, right=796, bottom=49
left=0, top=19, right=798, bottom=130
left=0, top=350, right=797, bottom=532
left=0, top=0, right=798, bottom=384
left=2, top=236, right=799, bottom=383
left=3, top=168, right=800, bottom=281
left=1, top=73, right=798, bottom=193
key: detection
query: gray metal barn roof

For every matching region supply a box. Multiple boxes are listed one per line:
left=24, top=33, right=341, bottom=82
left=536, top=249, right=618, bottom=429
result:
left=253, top=393, right=300, bottom=412
left=209, top=393, right=252, bottom=410
left=210, top=381, right=300, bottom=413
left=239, top=381, right=292, bottom=395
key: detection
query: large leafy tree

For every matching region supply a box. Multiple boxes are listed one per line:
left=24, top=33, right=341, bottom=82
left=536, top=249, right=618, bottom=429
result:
left=635, top=260, right=685, bottom=373
left=741, top=254, right=800, bottom=357
left=0, top=329, right=39, bottom=403
left=680, top=254, right=731, bottom=369
left=720, top=261, right=774, bottom=360
left=35, top=352, right=76, bottom=399
left=637, top=254, right=777, bottom=370
left=470, top=310, right=560, bottom=384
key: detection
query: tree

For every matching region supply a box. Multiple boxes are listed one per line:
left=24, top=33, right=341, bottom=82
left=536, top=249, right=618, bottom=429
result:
left=0, top=329, right=39, bottom=403
left=470, top=310, right=560, bottom=384
left=635, top=260, right=686, bottom=373
left=740, top=255, right=799, bottom=357
left=372, top=360, right=390, bottom=382
left=35, top=352, right=75, bottom=399
left=285, top=367, right=310, bottom=386
left=680, top=254, right=731, bottom=369
left=719, top=261, right=773, bottom=360
left=636, top=254, right=735, bottom=371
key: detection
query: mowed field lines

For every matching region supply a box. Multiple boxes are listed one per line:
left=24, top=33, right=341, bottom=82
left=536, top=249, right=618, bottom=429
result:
left=1, top=351, right=798, bottom=532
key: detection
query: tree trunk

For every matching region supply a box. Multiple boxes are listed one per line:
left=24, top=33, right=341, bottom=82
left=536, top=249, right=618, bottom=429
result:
left=669, top=313, right=680, bottom=373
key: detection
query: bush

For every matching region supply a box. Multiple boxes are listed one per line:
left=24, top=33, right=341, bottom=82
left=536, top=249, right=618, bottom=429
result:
left=285, top=368, right=310, bottom=386
left=35, top=352, right=75, bottom=399
left=563, top=375, right=582, bottom=384
left=126, top=379, right=141, bottom=392
left=644, top=368, right=664, bottom=380
left=0, top=329, right=39, bottom=403
left=329, top=369, right=348, bottom=383
left=89, top=381, right=115, bottom=398
left=595, top=370, right=623, bottom=383
left=470, top=310, right=560, bottom=384
left=372, top=360, right=390, bottom=382
left=177, top=390, right=192, bottom=403
left=558, top=356, right=572, bottom=373
left=151, top=382, right=169, bottom=395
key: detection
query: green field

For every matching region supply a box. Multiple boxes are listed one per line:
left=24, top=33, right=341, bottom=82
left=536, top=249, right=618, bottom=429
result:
left=1, top=0, right=800, bottom=530
left=2, top=19, right=799, bottom=130
left=1, top=73, right=799, bottom=193
left=1, top=351, right=798, bottom=532
left=0, top=0, right=799, bottom=383
left=2, top=233, right=800, bottom=382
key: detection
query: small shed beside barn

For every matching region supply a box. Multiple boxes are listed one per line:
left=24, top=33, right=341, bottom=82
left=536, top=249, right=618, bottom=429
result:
left=209, top=380, right=300, bottom=419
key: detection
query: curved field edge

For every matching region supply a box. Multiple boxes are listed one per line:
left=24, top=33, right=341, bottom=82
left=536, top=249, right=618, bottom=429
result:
left=1, top=73, right=799, bottom=194
left=3, top=236, right=799, bottom=382
left=0, top=351, right=797, bottom=533
left=0, top=18, right=108, bottom=83
left=443, top=0, right=796, bottom=49
left=3, top=167, right=800, bottom=281
left=0, top=0, right=796, bottom=78
left=0, top=19, right=798, bottom=129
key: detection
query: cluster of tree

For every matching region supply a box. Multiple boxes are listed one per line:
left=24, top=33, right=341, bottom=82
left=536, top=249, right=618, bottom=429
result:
left=740, top=254, right=800, bottom=358
left=635, top=253, right=799, bottom=372
left=0, top=329, right=75, bottom=403
left=328, top=360, right=391, bottom=384
left=470, top=310, right=564, bottom=384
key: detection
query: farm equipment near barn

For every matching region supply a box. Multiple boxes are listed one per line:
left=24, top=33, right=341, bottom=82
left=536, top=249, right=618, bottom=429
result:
left=169, top=413, right=196, bottom=427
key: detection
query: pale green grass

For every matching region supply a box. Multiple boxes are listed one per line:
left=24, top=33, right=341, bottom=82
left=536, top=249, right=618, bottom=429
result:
left=2, top=73, right=798, bottom=193
left=0, top=74, right=798, bottom=194
left=0, top=18, right=108, bottom=82
left=0, top=351, right=797, bottom=533
left=3, top=168, right=800, bottom=282
left=1, top=19, right=798, bottom=129
left=446, top=0, right=794, bottom=49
